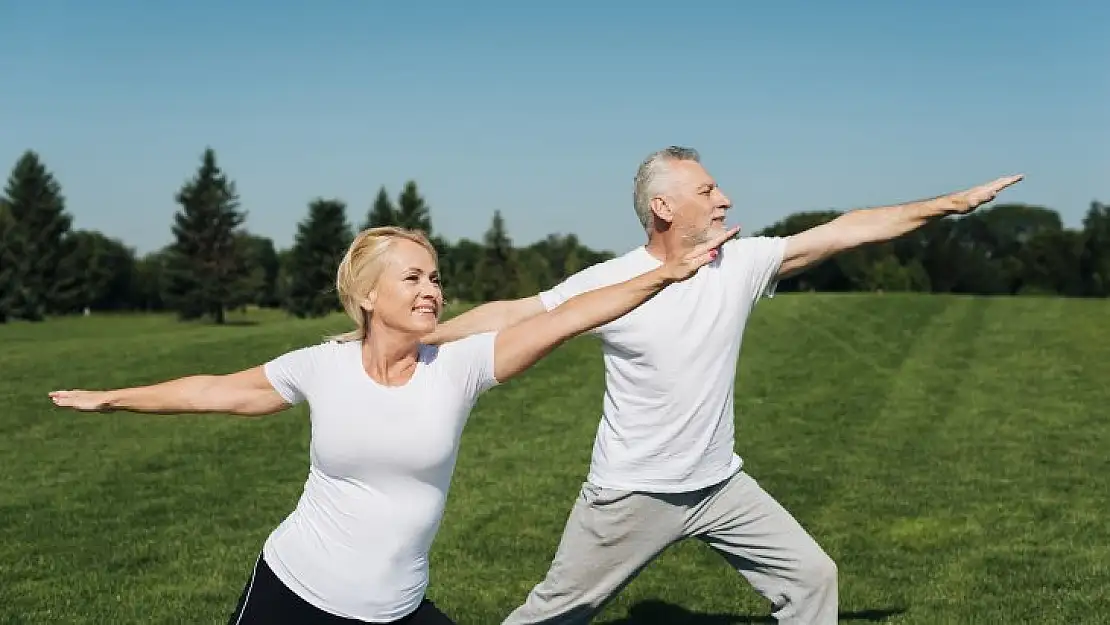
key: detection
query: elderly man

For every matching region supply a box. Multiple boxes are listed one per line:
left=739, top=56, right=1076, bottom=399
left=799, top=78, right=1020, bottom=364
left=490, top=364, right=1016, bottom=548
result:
left=425, top=146, right=1021, bottom=624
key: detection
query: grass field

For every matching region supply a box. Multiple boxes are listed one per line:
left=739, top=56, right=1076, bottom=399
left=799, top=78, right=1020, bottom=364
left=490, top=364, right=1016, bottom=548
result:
left=2, top=293, right=1108, bottom=624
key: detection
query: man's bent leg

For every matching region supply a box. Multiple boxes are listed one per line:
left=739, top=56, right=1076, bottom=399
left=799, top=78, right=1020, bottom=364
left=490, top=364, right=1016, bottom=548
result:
left=502, top=481, right=685, bottom=625
left=685, top=471, right=838, bottom=625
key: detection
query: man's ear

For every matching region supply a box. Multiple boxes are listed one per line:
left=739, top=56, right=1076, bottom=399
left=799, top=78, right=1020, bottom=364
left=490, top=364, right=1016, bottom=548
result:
left=650, top=196, right=675, bottom=226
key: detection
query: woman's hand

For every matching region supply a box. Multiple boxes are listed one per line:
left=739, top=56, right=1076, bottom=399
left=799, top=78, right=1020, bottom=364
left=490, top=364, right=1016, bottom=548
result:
left=49, top=389, right=115, bottom=412
left=660, top=225, right=740, bottom=282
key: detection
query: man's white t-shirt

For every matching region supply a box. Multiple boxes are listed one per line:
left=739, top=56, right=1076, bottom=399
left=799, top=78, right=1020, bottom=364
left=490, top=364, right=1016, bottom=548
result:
left=539, top=235, right=787, bottom=493
left=259, top=332, right=499, bottom=622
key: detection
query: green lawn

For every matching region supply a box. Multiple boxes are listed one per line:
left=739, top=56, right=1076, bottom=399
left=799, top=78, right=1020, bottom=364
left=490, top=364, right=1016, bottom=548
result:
left=2, top=294, right=1108, bottom=624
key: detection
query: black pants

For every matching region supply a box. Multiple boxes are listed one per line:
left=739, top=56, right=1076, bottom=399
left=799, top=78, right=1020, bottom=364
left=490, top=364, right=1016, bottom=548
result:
left=228, top=554, right=456, bottom=624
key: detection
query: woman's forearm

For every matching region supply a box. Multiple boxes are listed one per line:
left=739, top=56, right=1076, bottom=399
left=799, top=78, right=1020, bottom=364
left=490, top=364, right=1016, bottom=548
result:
left=492, top=267, right=675, bottom=382
left=104, top=376, right=222, bottom=413
left=424, top=296, right=546, bottom=345
left=547, top=267, right=674, bottom=338
left=489, top=228, right=730, bottom=384
left=84, top=367, right=287, bottom=416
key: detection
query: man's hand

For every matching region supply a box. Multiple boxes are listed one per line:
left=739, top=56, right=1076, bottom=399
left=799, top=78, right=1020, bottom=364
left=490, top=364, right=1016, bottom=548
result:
left=933, top=174, right=1025, bottom=215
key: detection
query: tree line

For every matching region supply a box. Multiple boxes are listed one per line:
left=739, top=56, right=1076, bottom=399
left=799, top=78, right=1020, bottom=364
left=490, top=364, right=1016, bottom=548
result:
left=1, top=147, right=1107, bottom=324
left=0, top=148, right=613, bottom=323
left=758, top=202, right=1110, bottom=297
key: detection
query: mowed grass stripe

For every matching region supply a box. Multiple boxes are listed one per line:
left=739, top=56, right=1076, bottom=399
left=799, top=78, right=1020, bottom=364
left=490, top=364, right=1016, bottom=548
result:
left=792, top=296, right=988, bottom=622
left=914, top=297, right=1110, bottom=622
left=734, top=293, right=955, bottom=517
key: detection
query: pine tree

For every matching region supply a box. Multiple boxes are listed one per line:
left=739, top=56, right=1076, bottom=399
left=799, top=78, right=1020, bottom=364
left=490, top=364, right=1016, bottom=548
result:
left=1080, top=201, right=1110, bottom=297
left=0, top=199, right=14, bottom=322
left=395, top=181, right=432, bottom=234
left=362, top=186, right=396, bottom=230
left=474, top=210, right=519, bottom=302
left=0, top=151, right=76, bottom=321
left=285, top=198, right=354, bottom=318
left=163, top=148, right=253, bottom=324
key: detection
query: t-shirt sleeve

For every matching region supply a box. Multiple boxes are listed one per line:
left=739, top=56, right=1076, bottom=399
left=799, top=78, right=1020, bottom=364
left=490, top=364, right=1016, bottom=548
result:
left=441, top=331, right=500, bottom=400
left=263, top=344, right=323, bottom=405
left=724, top=235, right=788, bottom=305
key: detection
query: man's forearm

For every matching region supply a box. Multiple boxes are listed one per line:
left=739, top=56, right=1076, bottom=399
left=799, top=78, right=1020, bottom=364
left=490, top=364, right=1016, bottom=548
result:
left=833, top=196, right=952, bottom=248
left=779, top=197, right=952, bottom=278
left=426, top=296, right=546, bottom=344
left=779, top=174, right=1022, bottom=279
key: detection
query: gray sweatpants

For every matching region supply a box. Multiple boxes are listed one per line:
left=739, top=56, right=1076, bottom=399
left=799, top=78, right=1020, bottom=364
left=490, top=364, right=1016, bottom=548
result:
left=502, top=470, right=837, bottom=624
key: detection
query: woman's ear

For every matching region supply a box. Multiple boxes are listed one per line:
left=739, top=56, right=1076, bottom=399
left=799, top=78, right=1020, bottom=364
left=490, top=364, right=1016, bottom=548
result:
left=359, top=292, right=377, bottom=313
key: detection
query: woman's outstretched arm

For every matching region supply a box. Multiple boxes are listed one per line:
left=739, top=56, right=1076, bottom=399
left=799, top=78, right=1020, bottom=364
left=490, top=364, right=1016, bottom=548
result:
left=48, top=366, right=291, bottom=417
left=492, top=226, right=739, bottom=383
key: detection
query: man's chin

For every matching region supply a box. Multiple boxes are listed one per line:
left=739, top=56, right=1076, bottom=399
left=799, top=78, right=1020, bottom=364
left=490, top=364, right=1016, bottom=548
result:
left=683, top=224, right=724, bottom=247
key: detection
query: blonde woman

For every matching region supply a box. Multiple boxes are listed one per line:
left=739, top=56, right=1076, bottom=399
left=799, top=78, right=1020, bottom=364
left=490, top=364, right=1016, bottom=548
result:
left=48, top=225, right=738, bottom=625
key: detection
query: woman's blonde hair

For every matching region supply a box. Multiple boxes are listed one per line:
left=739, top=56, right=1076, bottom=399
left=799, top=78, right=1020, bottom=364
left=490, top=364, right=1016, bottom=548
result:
left=330, top=226, right=439, bottom=343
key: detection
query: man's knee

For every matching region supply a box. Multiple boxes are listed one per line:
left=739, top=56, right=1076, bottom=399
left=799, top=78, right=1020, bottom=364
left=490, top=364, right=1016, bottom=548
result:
left=795, top=549, right=837, bottom=593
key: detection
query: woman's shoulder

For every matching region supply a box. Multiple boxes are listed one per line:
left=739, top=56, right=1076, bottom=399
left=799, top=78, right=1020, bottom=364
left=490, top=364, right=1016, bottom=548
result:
left=421, top=332, right=497, bottom=366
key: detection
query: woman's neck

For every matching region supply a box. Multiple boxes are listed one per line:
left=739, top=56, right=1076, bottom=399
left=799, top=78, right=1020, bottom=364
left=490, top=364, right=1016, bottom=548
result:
left=360, top=327, right=422, bottom=387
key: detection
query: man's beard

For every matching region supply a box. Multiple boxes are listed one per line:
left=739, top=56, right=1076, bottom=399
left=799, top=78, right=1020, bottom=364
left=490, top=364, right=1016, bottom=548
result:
left=679, top=221, right=724, bottom=248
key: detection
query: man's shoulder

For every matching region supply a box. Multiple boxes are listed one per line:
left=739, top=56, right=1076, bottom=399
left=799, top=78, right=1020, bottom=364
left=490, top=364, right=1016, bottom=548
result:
left=567, top=247, right=655, bottom=283
left=723, top=234, right=785, bottom=251
left=720, top=235, right=787, bottom=265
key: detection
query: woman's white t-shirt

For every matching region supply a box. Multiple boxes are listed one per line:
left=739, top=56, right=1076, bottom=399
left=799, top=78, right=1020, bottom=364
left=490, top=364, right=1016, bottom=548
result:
left=259, top=332, right=499, bottom=622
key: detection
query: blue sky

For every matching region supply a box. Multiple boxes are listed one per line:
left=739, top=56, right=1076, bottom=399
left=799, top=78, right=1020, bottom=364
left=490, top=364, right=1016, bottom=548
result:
left=3, top=1, right=1107, bottom=256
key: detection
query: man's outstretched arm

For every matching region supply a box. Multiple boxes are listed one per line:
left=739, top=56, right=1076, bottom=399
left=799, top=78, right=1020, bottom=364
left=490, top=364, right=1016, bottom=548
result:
left=778, top=174, right=1024, bottom=279
left=424, top=296, right=547, bottom=345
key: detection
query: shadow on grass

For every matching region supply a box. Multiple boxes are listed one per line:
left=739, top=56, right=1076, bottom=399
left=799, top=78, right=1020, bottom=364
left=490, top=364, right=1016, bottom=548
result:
left=603, top=601, right=907, bottom=624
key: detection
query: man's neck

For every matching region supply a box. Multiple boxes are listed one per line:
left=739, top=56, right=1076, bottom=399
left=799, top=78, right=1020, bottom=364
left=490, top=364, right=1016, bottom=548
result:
left=643, top=231, right=692, bottom=263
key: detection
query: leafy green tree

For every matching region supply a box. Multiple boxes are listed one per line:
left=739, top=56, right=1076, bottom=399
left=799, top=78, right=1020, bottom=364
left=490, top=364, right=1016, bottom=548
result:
left=440, top=238, right=483, bottom=302
left=1080, top=201, right=1110, bottom=297
left=55, top=230, right=137, bottom=312
left=240, top=234, right=281, bottom=308
left=130, top=247, right=172, bottom=312
left=284, top=198, right=354, bottom=318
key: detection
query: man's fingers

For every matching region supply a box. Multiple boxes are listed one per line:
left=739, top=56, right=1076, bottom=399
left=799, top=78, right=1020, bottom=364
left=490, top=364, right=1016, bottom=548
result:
left=989, top=174, right=1024, bottom=192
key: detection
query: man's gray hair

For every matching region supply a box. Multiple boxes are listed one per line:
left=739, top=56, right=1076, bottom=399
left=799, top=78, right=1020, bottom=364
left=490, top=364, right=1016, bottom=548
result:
left=632, top=146, right=701, bottom=231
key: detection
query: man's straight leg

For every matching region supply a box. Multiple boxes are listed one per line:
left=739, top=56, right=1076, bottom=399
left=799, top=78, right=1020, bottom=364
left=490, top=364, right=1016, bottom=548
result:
left=502, top=481, right=686, bottom=625
left=684, top=471, right=838, bottom=625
